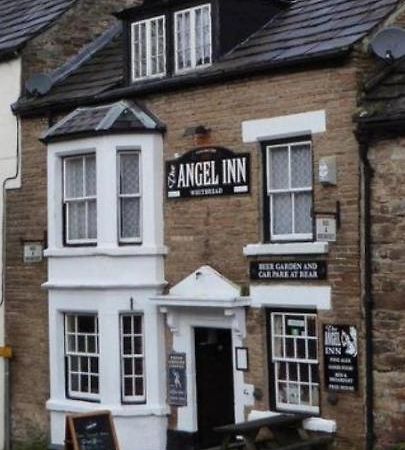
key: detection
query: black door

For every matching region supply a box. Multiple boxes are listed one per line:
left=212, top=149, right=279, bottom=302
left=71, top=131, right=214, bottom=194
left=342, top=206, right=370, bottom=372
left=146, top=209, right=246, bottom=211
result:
left=195, top=328, right=235, bottom=449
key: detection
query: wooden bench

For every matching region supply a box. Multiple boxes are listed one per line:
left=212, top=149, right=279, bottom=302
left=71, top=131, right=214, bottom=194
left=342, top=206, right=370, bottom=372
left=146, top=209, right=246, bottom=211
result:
left=214, top=414, right=333, bottom=450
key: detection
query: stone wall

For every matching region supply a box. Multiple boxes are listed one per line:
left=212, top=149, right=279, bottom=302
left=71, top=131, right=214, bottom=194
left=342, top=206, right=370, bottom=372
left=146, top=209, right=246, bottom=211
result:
left=369, top=137, right=405, bottom=450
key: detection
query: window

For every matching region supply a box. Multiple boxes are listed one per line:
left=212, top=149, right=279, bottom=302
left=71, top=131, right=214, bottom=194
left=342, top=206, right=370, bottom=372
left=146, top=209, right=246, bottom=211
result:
left=131, top=16, right=166, bottom=81
left=175, top=4, right=212, bottom=72
left=270, top=312, right=319, bottom=413
left=63, top=154, right=97, bottom=244
left=64, top=314, right=99, bottom=401
left=118, top=151, right=141, bottom=243
left=120, top=314, right=146, bottom=403
left=266, top=141, right=313, bottom=241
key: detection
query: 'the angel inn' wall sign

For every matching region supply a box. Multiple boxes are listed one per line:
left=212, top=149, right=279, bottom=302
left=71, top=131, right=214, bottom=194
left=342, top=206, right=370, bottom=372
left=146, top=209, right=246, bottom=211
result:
left=166, top=147, right=250, bottom=199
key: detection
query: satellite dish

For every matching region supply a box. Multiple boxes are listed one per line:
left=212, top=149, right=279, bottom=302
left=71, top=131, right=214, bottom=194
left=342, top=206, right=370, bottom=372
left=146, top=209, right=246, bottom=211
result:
left=25, top=73, right=53, bottom=96
left=370, top=27, right=405, bottom=62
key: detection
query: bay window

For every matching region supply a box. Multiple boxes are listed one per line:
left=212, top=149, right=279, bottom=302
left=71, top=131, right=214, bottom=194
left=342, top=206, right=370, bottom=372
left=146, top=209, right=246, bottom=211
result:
left=175, top=4, right=212, bottom=72
left=63, top=154, right=97, bottom=244
left=269, top=311, right=319, bottom=413
left=64, top=313, right=99, bottom=401
left=131, top=16, right=166, bottom=81
left=266, top=140, right=313, bottom=241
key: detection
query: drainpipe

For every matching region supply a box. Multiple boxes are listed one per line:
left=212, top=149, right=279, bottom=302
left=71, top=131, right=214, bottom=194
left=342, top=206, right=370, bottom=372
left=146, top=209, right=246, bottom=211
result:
left=358, top=132, right=374, bottom=450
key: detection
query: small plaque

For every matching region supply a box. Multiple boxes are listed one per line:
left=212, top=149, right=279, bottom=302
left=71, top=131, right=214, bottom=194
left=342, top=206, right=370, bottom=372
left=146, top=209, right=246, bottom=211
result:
left=23, top=243, right=43, bottom=263
left=324, top=324, right=358, bottom=392
left=316, top=217, right=336, bottom=242
left=235, top=347, right=249, bottom=371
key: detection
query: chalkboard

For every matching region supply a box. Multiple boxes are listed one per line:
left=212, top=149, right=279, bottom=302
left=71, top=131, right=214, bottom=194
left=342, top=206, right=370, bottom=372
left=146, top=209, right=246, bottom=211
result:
left=65, top=411, right=119, bottom=450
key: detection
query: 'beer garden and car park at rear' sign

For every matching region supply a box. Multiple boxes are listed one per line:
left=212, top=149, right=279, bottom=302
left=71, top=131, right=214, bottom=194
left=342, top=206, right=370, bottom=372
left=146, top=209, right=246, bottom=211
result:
left=166, top=147, right=250, bottom=198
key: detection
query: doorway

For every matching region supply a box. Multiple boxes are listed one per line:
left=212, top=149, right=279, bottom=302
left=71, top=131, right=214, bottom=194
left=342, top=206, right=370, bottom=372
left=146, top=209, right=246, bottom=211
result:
left=194, top=327, right=235, bottom=449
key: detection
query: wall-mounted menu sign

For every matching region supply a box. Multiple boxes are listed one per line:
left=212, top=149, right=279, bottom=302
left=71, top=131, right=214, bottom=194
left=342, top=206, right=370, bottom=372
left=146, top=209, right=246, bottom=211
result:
left=324, top=324, right=358, bottom=392
left=250, top=260, right=327, bottom=281
left=168, top=352, right=187, bottom=406
left=166, top=147, right=250, bottom=198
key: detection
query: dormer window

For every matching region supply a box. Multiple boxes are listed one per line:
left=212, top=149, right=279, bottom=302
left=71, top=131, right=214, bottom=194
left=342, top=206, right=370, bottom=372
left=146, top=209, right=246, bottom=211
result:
left=131, top=16, right=166, bottom=81
left=174, top=4, right=212, bottom=73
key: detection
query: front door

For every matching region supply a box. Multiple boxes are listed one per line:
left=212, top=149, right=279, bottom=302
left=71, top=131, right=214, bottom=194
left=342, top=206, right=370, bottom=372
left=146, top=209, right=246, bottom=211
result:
left=194, top=327, right=235, bottom=449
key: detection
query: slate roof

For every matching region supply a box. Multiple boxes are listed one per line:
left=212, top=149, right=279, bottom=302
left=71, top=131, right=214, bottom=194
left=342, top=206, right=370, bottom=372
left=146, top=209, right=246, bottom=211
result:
left=0, top=0, right=76, bottom=60
left=41, top=100, right=166, bottom=142
left=358, top=57, right=405, bottom=127
left=15, top=0, right=399, bottom=115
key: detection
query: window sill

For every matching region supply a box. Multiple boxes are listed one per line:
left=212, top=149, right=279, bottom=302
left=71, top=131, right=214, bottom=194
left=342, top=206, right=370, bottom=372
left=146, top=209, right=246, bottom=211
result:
left=44, top=245, right=168, bottom=258
left=47, top=398, right=169, bottom=417
left=243, top=242, right=328, bottom=256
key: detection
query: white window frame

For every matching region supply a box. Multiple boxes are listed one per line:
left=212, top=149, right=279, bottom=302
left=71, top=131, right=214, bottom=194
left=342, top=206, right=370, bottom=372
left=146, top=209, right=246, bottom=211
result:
left=174, top=3, right=212, bottom=73
left=131, top=15, right=166, bottom=81
left=270, top=312, right=319, bottom=414
left=266, top=141, right=313, bottom=241
left=64, top=313, right=100, bottom=401
left=117, top=150, right=142, bottom=244
left=120, top=313, right=146, bottom=403
left=63, top=154, right=97, bottom=245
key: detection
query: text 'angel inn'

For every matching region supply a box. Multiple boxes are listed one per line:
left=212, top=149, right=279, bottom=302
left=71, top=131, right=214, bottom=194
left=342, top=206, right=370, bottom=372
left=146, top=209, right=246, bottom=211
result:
left=6, top=0, right=405, bottom=450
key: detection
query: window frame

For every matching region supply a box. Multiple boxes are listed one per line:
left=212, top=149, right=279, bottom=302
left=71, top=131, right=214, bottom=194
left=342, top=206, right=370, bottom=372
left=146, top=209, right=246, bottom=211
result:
left=117, top=150, right=142, bottom=244
left=174, top=3, right=212, bottom=73
left=267, top=310, right=320, bottom=414
left=120, top=313, right=146, bottom=404
left=131, top=15, right=166, bottom=82
left=63, top=153, right=97, bottom=246
left=264, top=139, right=314, bottom=242
left=64, top=313, right=100, bottom=402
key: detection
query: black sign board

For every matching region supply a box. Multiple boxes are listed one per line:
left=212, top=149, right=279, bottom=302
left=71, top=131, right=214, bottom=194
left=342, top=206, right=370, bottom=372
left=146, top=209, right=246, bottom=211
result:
left=250, top=260, right=327, bottom=281
left=324, top=324, right=358, bottom=392
left=168, top=352, right=187, bottom=406
left=65, top=411, right=119, bottom=450
left=166, top=147, right=250, bottom=199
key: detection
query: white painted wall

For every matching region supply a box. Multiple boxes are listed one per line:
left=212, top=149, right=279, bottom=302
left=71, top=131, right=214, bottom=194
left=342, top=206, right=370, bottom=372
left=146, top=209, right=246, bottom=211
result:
left=0, top=57, right=22, bottom=450
left=46, top=132, right=168, bottom=450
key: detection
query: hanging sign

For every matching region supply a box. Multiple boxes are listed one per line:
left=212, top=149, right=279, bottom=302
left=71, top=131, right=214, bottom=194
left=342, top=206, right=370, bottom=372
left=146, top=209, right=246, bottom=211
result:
left=250, top=260, right=327, bottom=281
left=166, top=147, right=250, bottom=199
left=168, top=352, right=187, bottom=406
left=324, top=324, right=359, bottom=392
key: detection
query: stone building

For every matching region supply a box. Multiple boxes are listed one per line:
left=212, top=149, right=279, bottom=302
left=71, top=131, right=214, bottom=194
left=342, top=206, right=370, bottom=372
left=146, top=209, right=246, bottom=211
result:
left=0, top=0, right=138, bottom=447
left=7, top=0, right=405, bottom=449
left=357, top=47, right=405, bottom=450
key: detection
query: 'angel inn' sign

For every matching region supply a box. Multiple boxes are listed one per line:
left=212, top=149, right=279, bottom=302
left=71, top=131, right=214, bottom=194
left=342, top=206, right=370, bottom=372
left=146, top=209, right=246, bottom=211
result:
left=166, top=147, right=250, bottom=199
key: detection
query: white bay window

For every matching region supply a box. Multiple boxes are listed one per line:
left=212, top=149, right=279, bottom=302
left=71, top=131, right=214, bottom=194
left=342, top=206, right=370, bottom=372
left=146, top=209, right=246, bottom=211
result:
left=118, top=151, right=141, bottom=243
left=131, top=16, right=166, bottom=81
left=63, top=154, right=97, bottom=244
left=267, top=141, right=313, bottom=241
left=175, top=4, right=211, bottom=72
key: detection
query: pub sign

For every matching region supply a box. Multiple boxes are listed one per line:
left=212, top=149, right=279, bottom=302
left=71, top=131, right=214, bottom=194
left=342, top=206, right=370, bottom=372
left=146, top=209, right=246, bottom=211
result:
left=250, top=260, right=327, bottom=281
left=324, top=324, right=359, bottom=392
left=166, top=147, right=250, bottom=198
left=168, top=352, right=187, bottom=406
